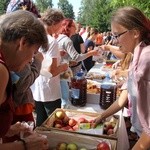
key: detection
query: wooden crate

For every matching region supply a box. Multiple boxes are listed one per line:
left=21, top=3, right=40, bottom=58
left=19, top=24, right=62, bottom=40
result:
left=40, top=108, right=119, bottom=141
left=36, top=129, right=117, bottom=150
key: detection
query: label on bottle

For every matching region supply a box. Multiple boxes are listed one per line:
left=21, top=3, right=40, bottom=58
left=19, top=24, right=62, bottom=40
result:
left=71, top=88, right=80, bottom=99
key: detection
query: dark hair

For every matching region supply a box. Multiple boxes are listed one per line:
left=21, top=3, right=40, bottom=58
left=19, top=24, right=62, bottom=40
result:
left=111, top=6, right=150, bottom=44
left=0, top=10, right=48, bottom=51
left=90, top=28, right=98, bottom=35
left=59, top=18, right=74, bottom=37
left=41, top=8, right=65, bottom=26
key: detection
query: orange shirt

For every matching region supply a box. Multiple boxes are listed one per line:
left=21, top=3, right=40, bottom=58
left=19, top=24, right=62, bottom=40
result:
left=15, top=103, right=34, bottom=115
left=96, top=33, right=103, bottom=45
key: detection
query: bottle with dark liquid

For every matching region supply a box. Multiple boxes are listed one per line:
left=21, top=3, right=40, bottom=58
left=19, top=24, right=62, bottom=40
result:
left=71, top=70, right=87, bottom=106
left=100, top=74, right=117, bottom=109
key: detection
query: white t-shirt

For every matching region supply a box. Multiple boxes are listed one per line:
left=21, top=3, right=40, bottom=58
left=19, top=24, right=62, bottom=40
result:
left=81, top=31, right=89, bottom=42
left=31, top=35, right=61, bottom=102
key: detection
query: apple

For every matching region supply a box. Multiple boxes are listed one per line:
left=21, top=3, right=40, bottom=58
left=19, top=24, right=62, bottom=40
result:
left=79, top=148, right=87, bottom=150
left=68, top=118, right=77, bottom=127
left=72, top=124, right=79, bottom=131
left=97, top=141, right=110, bottom=150
left=89, top=119, right=94, bottom=123
left=54, top=123, right=62, bottom=128
left=106, top=124, right=113, bottom=130
left=67, top=143, right=78, bottom=150
left=65, top=125, right=73, bottom=130
left=68, top=127, right=74, bottom=131
left=61, top=126, right=70, bottom=130
left=54, top=119, right=63, bottom=125
left=63, top=115, right=70, bottom=124
left=57, top=142, right=67, bottom=150
left=107, top=128, right=114, bottom=135
left=78, top=117, right=88, bottom=123
left=55, top=110, right=66, bottom=120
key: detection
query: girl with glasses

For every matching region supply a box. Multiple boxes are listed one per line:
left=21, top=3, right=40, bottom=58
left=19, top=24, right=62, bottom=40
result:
left=94, top=6, right=150, bottom=150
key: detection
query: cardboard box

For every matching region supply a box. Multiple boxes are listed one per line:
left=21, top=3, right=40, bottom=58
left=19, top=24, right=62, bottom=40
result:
left=40, top=108, right=119, bottom=140
left=36, top=129, right=117, bottom=150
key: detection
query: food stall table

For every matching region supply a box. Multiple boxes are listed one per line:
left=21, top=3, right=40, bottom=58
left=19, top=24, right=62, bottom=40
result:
left=67, top=62, right=130, bottom=150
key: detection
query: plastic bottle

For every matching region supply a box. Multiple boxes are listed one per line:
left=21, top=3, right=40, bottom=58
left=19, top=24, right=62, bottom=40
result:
left=71, top=70, right=87, bottom=106
left=99, top=74, right=117, bottom=109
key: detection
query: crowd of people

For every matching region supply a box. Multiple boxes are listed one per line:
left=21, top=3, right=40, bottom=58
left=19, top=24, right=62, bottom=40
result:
left=0, top=0, right=150, bottom=149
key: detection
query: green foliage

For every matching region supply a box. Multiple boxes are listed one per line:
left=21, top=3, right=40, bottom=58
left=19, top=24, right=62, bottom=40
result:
left=77, top=0, right=112, bottom=32
left=77, top=0, right=150, bottom=32
left=110, top=0, right=150, bottom=18
left=35, top=0, right=53, bottom=13
left=58, top=0, right=75, bottom=19
left=0, top=0, right=10, bottom=15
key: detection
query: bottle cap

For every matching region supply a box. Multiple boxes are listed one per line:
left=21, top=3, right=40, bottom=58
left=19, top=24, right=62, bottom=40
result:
left=76, top=72, right=84, bottom=77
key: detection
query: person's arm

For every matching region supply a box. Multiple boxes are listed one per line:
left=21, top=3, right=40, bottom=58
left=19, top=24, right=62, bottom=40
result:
left=15, top=52, right=43, bottom=92
left=1, top=133, right=49, bottom=150
left=80, top=43, right=85, bottom=54
left=0, top=64, right=9, bottom=105
left=94, top=89, right=128, bottom=126
left=100, top=45, right=125, bottom=59
left=0, top=141, right=25, bottom=150
left=49, top=57, right=68, bottom=77
left=132, top=132, right=150, bottom=150
left=62, top=38, right=99, bottom=62
left=111, top=69, right=129, bottom=79
left=78, top=34, right=85, bottom=54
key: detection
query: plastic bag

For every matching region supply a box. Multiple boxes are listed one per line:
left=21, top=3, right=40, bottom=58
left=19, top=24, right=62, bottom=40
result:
left=92, top=47, right=104, bottom=63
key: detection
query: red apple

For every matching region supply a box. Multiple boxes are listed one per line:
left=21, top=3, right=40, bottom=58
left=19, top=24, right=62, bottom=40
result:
left=63, top=115, right=70, bottom=124
left=54, top=123, right=62, bottom=128
left=78, top=117, right=88, bottom=124
left=54, top=119, right=63, bottom=125
left=106, top=124, right=114, bottom=130
left=107, top=128, right=114, bottom=135
left=65, top=125, right=73, bottom=130
left=72, top=124, right=79, bottom=131
left=68, top=118, right=77, bottom=127
left=89, top=119, right=94, bottom=123
left=68, top=127, right=74, bottom=131
left=61, top=126, right=69, bottom=130
left=97, top=141, right=110, bottom=150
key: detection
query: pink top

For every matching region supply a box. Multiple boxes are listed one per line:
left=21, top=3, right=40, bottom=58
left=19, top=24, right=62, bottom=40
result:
left=132, top=42, right=150, bottom=136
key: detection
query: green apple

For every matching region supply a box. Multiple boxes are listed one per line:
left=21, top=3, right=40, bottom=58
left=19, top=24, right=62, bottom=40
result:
left=57, top=142, right=67, bottom=150
left=79, top=148, right=87, bottom=150
left=67, top=143, right=78, bottom=150
left=55, top=110, right=66, bottom=120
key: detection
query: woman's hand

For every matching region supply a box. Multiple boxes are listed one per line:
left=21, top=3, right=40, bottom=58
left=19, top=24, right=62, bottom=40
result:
left=24, top=133, right=49, bottom=150
left=61, top=63, right=69, bottom=72
left=100, top=45, right=110, bottom=51
left=92, top=114, right=104, bottom=128
left=112, top=60, right=121, bottom=69
left=60, top=49, right=67, bottom=57
left=90, top=49, right=100, bottom=56
left=6, top=122, right=31, bottom=137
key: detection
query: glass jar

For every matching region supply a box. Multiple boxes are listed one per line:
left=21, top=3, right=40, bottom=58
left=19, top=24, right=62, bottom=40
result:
left=99, top=74, right=117, bottom=109
left=70, top=71, right=87, bottom=106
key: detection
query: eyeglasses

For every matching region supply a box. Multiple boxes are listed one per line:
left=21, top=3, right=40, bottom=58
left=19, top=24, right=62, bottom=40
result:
left=112, top=30, right=128, bottom=39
